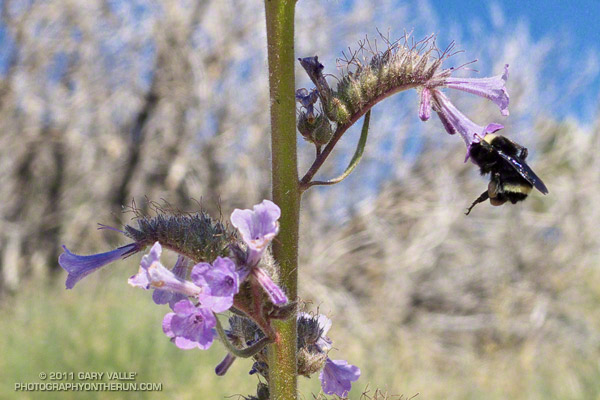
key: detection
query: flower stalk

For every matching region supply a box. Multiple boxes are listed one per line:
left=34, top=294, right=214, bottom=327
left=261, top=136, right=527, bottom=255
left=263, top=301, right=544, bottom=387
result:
left=298, top=79, right=420, bottom=191
left=264, top=0, right=300, bottom=399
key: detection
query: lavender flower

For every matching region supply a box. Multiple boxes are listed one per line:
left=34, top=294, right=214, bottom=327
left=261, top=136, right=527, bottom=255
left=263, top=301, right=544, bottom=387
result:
left=215, top=353, right=237, bottom=376
left=430, top=90, right=505, bottom=160
left=417, top=64, right=509, bottom=159
left=296, top=88, right=319, bottom=122
left=152, top=255, right=189, bottom=308
left=59, top=243, right=138, bottom=289
left=319, top=358, right=361, bottom=397
left=251, top=267, right=288, bottom=305
left=230, top=200, right=288, bottom=305
left=419, top=86, right=432, bottom=122
left=129, top=242, right=202, bottom=298
left=191, top=257, right=240, bottom=313
left=297, top=56, right=331, bottom=97
left=314, top=314, right=333, bottom=351
left=230, top=199, right=281, bottom=267
left=162, top=299, right=216, bottom=350
left=420, top=64, right=510, bottom=119
left=296, top=312, right=359, bottom=395
left=445, top=64, right=510, bottom=116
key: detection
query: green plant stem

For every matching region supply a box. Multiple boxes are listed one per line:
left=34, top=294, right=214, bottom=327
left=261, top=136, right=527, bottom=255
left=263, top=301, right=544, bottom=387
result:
left=264, top=1, right=299, bottom=399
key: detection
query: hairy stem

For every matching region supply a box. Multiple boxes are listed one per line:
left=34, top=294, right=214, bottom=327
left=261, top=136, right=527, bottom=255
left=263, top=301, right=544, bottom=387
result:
left=264, top=1, right=299, bottom=399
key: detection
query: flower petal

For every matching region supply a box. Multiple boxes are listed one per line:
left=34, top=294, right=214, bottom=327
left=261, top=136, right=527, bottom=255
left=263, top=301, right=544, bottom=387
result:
left=162, top=312, right=175, bottom=338
left=140, top=241, right=162, bottom=270
left=231, top=200, right=280, bottom=253
left=252, top=267, right=288, bottom=305
left=419, top=87, right=432, bottom=121
left=215, top=353, right=237, bottom=376
left=445, top=64, right=510, bottom=116
left=319, top=358, right=361, bottom=397
left=432, top=89, right=504, bottom=151
left=129, top=243, right=202, bottom=297
left=192, top=257, right=240, bottom=313
left=153, top=255, right=189, bottom=308
left=315, top=314, right=333, bottom=350
left=165, top=299, right=216, bottom=350
left=59, top=243, right=137, bottom=289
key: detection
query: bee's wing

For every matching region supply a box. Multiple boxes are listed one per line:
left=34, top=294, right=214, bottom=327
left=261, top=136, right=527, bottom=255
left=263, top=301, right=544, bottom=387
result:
left=496, top=149, right=549, bottom=194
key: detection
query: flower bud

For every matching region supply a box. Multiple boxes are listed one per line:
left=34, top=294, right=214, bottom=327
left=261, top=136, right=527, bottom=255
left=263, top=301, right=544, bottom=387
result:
left=256, top=383, right=269, bottom=400
left=124, top=211, right=234, bottom=264
left=325, top=97, right=350, bottom=125
left=312, top=114, right=333, bottom=145
left=297, top=111, right=316, bottom=140
left=298, top=347, right=328, bottom=377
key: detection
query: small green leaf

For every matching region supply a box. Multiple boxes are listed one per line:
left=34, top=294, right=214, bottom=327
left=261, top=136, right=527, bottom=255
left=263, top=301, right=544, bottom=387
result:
left=214, top=314, right=271, bottom=358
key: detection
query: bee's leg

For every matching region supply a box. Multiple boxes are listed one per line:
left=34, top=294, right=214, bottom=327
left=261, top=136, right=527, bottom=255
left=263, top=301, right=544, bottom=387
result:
left=465, top=190, right=489, bottom=215
left=488, top=175, right=507, bottom=206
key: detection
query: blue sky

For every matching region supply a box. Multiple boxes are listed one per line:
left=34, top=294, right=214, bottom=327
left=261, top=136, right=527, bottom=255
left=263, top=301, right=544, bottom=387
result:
left=429, top=0, right=600, bottom=121
left=1, top=1, right=598, bottom=122
left=433, top=0, right=600, bottom=47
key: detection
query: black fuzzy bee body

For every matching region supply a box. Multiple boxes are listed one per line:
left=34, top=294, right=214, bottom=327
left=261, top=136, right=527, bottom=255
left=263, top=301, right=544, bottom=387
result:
left=466, top=134, right=548, bottom=215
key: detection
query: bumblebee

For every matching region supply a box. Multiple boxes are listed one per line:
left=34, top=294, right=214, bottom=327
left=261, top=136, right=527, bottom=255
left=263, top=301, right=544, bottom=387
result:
left=465, top=134, right=548, bottom=215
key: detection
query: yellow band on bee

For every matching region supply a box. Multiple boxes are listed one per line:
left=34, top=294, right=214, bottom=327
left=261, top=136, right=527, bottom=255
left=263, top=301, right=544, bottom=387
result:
left=483, top=133, right=497, bottom=144
left=503, top=183, right=532, bottom=194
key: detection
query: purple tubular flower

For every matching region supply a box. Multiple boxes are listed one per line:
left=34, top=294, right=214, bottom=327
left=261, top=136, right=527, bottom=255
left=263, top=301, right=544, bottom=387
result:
left=162, top=299, right=216, bottom=350
left=319, top=358, right=361, bottom=397
left=299, top=312, right=333, bottom=351
left=129, top=242, right=202, bottom=297
left=296, top=88, right=308, bottom=103
left=230, top=200, right=281, bottom=267
left=59, top=243, right=137, bottom=289
left=419, top=87, right=432, bottom=121
left=296, top=88, right=319, bottom=122
left=191, top=257, right=240, bottom=313
left=315, top=314, right=333, bottom=351
left=431, top=90, right=504, bottom=160
left=445, top=64, right=510, bottom=116
left=215, top=353, right=237, bottom=376
left=252, top=267, right=288, bottom=305
left=153, top=255, right=189, bottom=308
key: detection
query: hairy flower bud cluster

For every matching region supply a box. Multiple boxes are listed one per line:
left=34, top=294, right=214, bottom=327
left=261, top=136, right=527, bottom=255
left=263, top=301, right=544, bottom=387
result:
left=297, top=112, right=333, bottom=145
left=299, top=36, right=444, bottom=127
left=298, top=34, right=511, bottom=160
left=296, top=87, right=333, bottom=146
left=227, top=311, right=359, bottom=397
left=239, top=383, right=270, bottom=400
left=124, top=211, right=233, bottom=263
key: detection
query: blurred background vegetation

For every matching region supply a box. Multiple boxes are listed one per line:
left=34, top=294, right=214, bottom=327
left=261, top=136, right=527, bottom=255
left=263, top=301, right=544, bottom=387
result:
left=1, top=0, right=599, bottom=399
